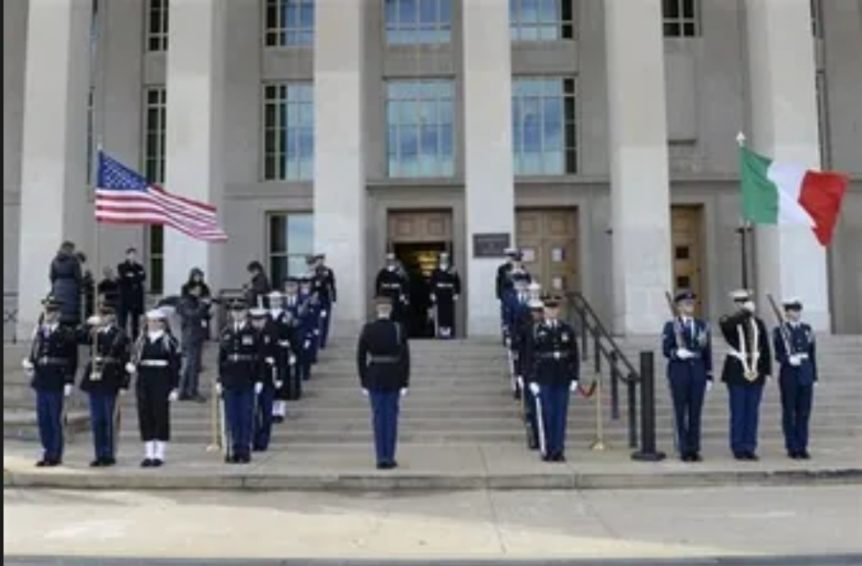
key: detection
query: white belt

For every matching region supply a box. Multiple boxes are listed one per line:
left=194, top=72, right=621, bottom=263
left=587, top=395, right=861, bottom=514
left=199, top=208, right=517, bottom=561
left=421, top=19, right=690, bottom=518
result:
left=139, top=359, right=168, bottom=367
left=277, top=340, right=291, bottom=347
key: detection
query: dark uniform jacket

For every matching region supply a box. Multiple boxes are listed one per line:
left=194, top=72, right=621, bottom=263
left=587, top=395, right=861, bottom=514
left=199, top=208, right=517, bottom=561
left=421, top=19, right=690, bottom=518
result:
left=245, top=273, right=271, bottom=309
left=529, top=320, right=580, bottom=388
left=28, top=323, right=78, bottom=391
left=495, top=262, right=513, bottom=300
left=78, top=324, right=131, bottom=394
left=218, top=321, right=262, bottom=390
left=719, top=311, right=771, bottom=386
left=269, top=311, right=297, bottom=367
left=134, top=332, right=180, bottom=394
left=97, top=277, right=120, bottom=308
left=312, top=266, right=337, bottom=305
left=430, top=268, right=461, bottom=301
left=661, top=317, right=713, bottom=380
left=514, top=314, right=541, bottom=380
left=773, top=322, right=817, bottom=386
left=375, top=268, right=408, bottom=306
left=356, top=318, right=410, bottom=392
left=117, top=260, right=146, bottom=314
left=256, top=320, right=279, bottom=388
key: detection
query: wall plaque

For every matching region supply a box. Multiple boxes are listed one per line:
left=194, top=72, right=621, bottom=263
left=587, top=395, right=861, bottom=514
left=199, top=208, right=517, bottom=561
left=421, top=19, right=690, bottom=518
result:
left=473, top=233, right=511, bottom=258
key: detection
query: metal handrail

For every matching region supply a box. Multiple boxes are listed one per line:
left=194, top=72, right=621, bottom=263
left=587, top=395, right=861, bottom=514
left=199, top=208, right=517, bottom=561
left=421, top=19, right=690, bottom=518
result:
left=567, top=291, right=640, bottom=383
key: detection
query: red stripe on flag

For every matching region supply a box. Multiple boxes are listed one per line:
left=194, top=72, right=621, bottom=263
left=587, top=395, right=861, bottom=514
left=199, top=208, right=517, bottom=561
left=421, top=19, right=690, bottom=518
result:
left=799, top=171, right=849, bottom=246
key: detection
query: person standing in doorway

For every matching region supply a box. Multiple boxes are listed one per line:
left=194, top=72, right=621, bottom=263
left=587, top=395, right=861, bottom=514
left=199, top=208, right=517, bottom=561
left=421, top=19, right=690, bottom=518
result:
left=429, top=252, right=461, bottom=339
left=117, top=247, right=146, bottom=340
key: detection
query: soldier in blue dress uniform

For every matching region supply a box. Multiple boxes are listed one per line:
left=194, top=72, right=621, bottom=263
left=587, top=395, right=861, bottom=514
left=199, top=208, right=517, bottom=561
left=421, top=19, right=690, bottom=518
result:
left=661, top=291, right=712, bottom=462
left=516, top=284, right=545, bottom=450
left=250, top=307, right=276, bottom=452
left=504, top=277, right=532, bottom=398
left=527, top=295, right=579, bottom=462
left=267, top=290, right=296, bottom=422
left=773, top=298, right=818, bottom=459
left=310, top=253, right=337, bottom=350
left=217, top=299, right=263, bottom=464
left=78, top=303, right=131, bottom=467
left=283, top=278, right=307, bottom=393
left=22, top=296, right=79, bottom=467
left=495, top=247, right=520, bottom=337
left=719, top=290, right=771, bottom=461
left=297, top=275, right=319, bottom=380
left=356, top=296, right=410, bottom=469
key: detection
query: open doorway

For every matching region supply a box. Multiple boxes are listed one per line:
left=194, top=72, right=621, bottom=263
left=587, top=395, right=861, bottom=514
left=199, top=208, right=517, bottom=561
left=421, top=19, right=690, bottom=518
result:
left=393, top=242, right=447, bottom=338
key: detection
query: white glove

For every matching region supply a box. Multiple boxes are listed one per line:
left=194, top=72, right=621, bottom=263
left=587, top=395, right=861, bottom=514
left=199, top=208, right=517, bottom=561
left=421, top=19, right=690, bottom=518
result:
left=255, top=382, right=264, bottom=395
left=570, top=381, right=579, bottom=393
left=504, top=337, right=512, bottom=348
left=215, top=382, right=223, bottom=396
left=675, top=348, right=694, bottom=360
left=321, top=310, right=328, bottom=319
left=63, top=384, right=73, bottom=397
left=516, top=376, right=524, bottom=389
left=304, top=340, right=311, bottom=349
left=362, top=388, right=369, bottom=397
left=168, top=389, right=179, bottom=402
left=430, top=295, right=436, bottom=303
left=789, top=354, right=802, bottom=367
left=275, top=380, right=283, bottom=389
left=314, top=329, right=320, bottom=336
left=289, top=355, right=297, bottom=365
left=400, top=388, right=408, bottom=398
left=454, top=295, right=459, bottom=301
left=265, top=356, right=275, bottom=366
left=21, top=359, right=34, bottom=371
left=529, top=382, right=540, bottom=395
left=125, top=362, right=137, bottom=375
left=706, top=380, right=713, bottom=393
left=86, top=315, right=102, bottom=326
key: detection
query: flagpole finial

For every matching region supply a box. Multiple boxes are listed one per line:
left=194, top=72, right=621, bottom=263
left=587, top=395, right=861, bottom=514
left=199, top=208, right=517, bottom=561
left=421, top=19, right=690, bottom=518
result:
left=736, top=132, right=746, bottom=146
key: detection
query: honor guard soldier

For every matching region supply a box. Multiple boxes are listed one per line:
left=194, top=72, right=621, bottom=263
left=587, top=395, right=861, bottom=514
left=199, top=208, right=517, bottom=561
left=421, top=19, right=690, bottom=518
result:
left=79, top=303, right=131, bottom=467
left=357, top=296, right=411, bottom=470
left=267, top=290, right=296, bottom=422
left=518, top=285, right=545, bottom=450
left=296, top=275, right=319, bottom=380
left=250, top=307, right=276, bottom=452
left=662, top=291, right=713, bottom=462
left=502, top=269, right=532, bottom=341
left=310, top=253, right=337, bottom=350
left=283, top=279, right=306, bottom=395
left=528, top=295, right=580, bottom=462
left=719, top=290, right=771, bottom=461
left=495, top=247, right=520, bottom=334
left=375, top=253, right=409, bottom=325
left=217, top=299, right=263, bottom=464
left=117, top=247, right=146, bottom=340
left=429, top=252, right=461, bottom=339
left=126, top=309, right=180, bottom=467
left=22, top=296, right=79, bottom=467
left=773, top=298, right=817, bottom=459
left=300, top=274, right=322, bottom=365
left=505, top=277, right=533, bottom=398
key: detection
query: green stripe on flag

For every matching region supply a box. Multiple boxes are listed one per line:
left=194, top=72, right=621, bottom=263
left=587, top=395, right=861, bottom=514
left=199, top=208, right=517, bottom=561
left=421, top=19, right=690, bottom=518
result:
left=740, top=146, right=779, bottom=223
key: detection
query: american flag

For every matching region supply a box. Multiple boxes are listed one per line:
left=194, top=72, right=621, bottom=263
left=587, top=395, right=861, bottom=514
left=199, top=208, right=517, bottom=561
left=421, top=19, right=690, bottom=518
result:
left=96, top=151, right=228, bottom=242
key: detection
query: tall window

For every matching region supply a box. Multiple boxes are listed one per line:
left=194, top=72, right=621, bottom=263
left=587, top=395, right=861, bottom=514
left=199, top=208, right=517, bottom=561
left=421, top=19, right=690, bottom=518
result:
left=268, top=212, right=313, bottom=287
left=662, top=0, right=699, bottom=37
left=385, top=0, right=452, bottom=44
left=144, top=87, right=167, bottom=294
left=264, top=0, right=314, bottom=47
left=512, top=77, right=577, bottom=175
left=263, top=83, right=314, bottom=181
left=147, top=0, right=169, bottom=51
left=386, top=79, right=454, bottom=178
left=510, top=0, right=574, bottom=41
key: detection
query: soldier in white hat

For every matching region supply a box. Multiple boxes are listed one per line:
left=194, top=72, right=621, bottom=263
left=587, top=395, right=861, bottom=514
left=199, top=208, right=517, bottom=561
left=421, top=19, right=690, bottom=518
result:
left=429, top=252, right=461, bottom=339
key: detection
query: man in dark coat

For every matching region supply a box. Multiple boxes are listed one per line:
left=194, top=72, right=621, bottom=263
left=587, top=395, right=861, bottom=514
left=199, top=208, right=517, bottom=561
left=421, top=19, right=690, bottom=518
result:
left=176, top=284, right=210, bottom=402
left=429, top=252, right=461, bottom=339
left=375, top=253, right=409, bottom=325
left=245, top=261, right=271, bottom=309
left=662, top=290, right=712, bottom=462
left=356, top=296, right=410, bottom=470
left=117, top=247, right=146, bottom=340
left=49, top=241, right=82, bottom=327
left=719, top=290, right=772, bottom=461
left=773, top=298, right=818, bottom=460
left=97, top=266, right=120, bottom=308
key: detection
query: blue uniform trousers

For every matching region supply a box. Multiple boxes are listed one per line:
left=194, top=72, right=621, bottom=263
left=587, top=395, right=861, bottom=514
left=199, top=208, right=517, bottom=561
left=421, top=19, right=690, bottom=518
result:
left=727, top=384, right=763, bottom=455
left=522, top=386, right=539, bottom=449
left=369, top=390, right=400, bottom=465
left=224, top=387, right=254, bottom=459
left=318, top=302, right=332, bottom=350
left=668, top=373, right=707, bottom=455
left=538, top=384, right=570, bottom=457
left=779, top=377, right=813, bottom=454
left=88, top=391, right=118, bottom=460
left=36, top=389, right=65, bottom=461
left=253, top=387, right=275, bottom=452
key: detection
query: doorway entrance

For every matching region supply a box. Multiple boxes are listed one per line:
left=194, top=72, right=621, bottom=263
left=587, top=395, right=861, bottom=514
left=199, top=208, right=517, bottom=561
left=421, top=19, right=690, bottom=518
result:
left=516, top=208, right=580, bottom=306
left=387, top=209, right=454, bottom=338
left=671, top=205, right=706, bottom=315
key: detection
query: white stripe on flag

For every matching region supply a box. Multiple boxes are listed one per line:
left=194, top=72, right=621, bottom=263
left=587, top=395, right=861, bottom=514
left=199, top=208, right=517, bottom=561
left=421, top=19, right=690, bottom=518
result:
left=767, top=161, right=816, bottom=226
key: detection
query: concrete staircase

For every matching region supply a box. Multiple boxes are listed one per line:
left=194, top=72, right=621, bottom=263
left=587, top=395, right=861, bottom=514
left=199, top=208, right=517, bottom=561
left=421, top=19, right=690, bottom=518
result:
left=4, top=334, right=861, bottom=455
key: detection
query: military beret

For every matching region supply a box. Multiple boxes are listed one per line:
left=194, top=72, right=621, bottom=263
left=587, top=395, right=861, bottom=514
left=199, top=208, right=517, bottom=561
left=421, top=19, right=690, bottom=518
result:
left=783, top=297, right=803, bottom=311
left=674, top=290, right=697, bottom=303
left=730, top=289, right=752, bottom=302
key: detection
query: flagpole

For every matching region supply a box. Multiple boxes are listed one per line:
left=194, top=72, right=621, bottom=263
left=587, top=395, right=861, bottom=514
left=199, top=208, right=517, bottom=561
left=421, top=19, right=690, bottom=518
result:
left=736, top=132, right=751, bottom=290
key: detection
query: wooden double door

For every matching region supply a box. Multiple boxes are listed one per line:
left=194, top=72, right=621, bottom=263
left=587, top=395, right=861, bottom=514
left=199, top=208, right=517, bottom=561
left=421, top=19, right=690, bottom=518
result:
left=516, top=208, right=580, bottom=298
left=671, top=205, right=705, bottom=314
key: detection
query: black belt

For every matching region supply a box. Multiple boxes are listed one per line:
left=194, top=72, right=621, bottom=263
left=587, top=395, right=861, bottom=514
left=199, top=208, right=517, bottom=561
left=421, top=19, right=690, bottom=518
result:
left=538, top=351, right=571, bottom=360
left=228, top=354, right=256, bottom=362
left=37, top=356, right=69, bottom=366
left=368, top=355, right=400, bottom=364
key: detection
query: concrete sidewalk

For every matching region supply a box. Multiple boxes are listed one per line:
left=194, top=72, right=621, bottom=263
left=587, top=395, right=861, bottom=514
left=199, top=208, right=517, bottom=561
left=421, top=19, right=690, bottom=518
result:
left=5, top=486, right=862, bottom=561
left=4, top=438, right=861, bottom=491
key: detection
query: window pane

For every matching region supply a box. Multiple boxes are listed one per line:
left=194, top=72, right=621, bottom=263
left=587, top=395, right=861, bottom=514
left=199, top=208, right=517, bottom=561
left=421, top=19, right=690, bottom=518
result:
left=683, top=0, right=694, bottom=18
left=270, top=215, right=288, bottom=253
left=664, top=0, right=679, bottom=19
left=287, top=214, right=313, bottom=255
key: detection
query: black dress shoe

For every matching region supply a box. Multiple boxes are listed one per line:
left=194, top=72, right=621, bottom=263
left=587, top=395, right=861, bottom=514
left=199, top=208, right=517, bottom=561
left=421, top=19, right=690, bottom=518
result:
left=45, top=459, right=61, bottom=467
left=681, top=453, right=692, bottom=462
left=35, top=460, right=49, bottom=468
left=541, top=454, right=553, bottom=462
left=151, top=459, right=164, bottom=468
left=690, top=453, right=703, bottom=462
left=799, top=450, right=811, bottom=460
left=376, top=462, right=387, bottom=470
left=272, top=416, right=284, bottom=424
left=389, top=461, right=398, bottom=469
left=90, top=459, right=104, bottom=467
left=554, top=454, right=567, bottom=463
left=178, top=394, right=191, bottom=401
left=788, top=451, right=800, bottom=459
left=103, top=457, right=116, bottom=467
left=141, top=458, right=154, bottom=468
left=238, top=455, right=251, bottom=464
left=193, top=394, right=207, bottom=404
left=733, top=452, right=746, bottom=461
left=744, top=452, right=759, bottom=461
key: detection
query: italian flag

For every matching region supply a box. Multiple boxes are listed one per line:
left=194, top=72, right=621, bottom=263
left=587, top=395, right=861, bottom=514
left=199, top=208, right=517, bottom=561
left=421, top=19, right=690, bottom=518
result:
left=739, top=145, right=849, bottom=246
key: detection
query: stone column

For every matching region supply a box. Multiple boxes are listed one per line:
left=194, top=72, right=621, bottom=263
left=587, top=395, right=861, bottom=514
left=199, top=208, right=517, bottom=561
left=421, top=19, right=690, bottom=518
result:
left=314, top=0, right=367, bottom=336
left=604, top=0, right=673, bottom=334
left=17, top=0, right=92, bottom=332
left=163, top=0, right=226, bottom=295
left=462, top=0, right=516, bottom=336
left=745, top=0, right=830, bottom=330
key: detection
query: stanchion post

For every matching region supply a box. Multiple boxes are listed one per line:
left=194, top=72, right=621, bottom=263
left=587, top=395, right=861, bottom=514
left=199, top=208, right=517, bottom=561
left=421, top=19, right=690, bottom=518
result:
left=632, top=351, right=665, bottom=461
left=609, top=351, right=619, bottom=420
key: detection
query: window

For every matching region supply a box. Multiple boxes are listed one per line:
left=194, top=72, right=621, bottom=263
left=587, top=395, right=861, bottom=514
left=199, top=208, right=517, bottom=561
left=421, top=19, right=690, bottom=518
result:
left=386, top=79, right=454, bottom=178
left=147, top=0, right=169, bottom=52
left=510, top=0, right=574, bottom=41
left=268, top=213, right=314, bottom=287
left=263, top=83, right=314, bottom=181
left=143, top=86, right=167, bottom=294
left=512, top=77, right=577, bottom=175
left=385, top=0, right=451, bottom=44
left=662, top=0, right=698, bottom=37
left=264, top=0, right=314, bottom=47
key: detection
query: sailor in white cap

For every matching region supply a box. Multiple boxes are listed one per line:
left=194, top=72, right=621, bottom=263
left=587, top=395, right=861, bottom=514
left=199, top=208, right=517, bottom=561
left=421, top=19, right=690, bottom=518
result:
left=718, top=289, right=772, bottom=461
left=773, top=297, right=817, bottom=459
left=267, top=290, right=294, bottom=423
left=429, top=252, right=461, bottom=339
left=375, top=252, right=409, bottom=325
left=126, top=308, right=180, bottom=468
